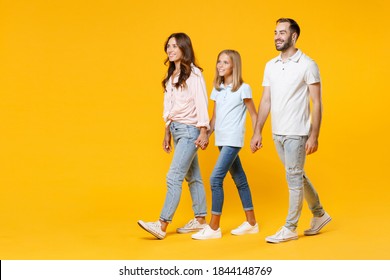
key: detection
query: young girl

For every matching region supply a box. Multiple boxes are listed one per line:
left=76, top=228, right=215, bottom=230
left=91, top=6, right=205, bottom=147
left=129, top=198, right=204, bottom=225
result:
left=192, top=50, right=258, bottom=240
left=137, top=33, right=210, bottom=240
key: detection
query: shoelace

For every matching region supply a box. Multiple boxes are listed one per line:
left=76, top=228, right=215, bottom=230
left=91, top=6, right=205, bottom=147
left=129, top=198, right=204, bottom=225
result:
left=275, top=227, right=287, bottom=237
left=185, top=218, right=197, bottom=228
left=150, top=222, right=162, bottom=231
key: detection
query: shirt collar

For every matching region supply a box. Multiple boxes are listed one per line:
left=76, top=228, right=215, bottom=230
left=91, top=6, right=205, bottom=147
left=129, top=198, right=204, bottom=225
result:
left=220, top=83, right=233, bottom=89
left=275, top=49, right=303, bottom=63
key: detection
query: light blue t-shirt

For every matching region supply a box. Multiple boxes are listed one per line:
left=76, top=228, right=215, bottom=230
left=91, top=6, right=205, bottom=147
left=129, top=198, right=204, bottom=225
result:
left=210, top=83, right=252, bottom=147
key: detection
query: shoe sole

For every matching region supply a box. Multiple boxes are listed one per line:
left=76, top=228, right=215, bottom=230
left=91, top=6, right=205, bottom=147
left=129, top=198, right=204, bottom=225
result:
left=137, top=221, right=165, bottom=240
left=231, top=229, right=259, bottom=236
left=192, top=235, right=222, bottom=240
left=304, top=216, right=332, bottom=236
left=265, top=236, right=298, bottom=243
left=177, top=228, right=205, bottom=234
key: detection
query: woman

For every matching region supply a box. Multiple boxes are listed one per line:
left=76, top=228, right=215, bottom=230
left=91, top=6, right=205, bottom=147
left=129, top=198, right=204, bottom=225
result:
left=138, top=33, right=210, bottom=239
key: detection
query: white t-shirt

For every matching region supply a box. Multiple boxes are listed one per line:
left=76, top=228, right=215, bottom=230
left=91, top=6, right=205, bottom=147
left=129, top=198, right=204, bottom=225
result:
left=210, top=83, right=252, bottom=147
left=262, top=49, right=321, bottom=135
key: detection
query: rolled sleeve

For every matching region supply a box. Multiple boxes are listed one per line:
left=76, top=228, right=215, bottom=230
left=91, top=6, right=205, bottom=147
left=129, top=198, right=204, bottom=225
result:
left=193, top=70, right=210, bottom=129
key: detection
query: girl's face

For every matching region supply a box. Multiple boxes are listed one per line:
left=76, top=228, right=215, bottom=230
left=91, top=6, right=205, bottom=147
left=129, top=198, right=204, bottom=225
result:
left=166, top=37, right=183, bottom=63
left=217, top=53, right=233, bottom=79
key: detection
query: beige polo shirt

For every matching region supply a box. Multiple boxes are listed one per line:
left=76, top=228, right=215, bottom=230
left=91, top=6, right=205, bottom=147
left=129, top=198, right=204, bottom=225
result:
left=262, top=49, right=321, bottom=136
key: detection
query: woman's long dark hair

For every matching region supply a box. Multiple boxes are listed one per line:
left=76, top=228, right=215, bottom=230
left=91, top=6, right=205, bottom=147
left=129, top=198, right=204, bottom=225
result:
left=162, top=33, right=202, bottom=91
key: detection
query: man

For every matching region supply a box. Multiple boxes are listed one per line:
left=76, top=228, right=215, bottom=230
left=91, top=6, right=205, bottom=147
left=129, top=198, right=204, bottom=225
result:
left=251, top=18, right=331, bottom=243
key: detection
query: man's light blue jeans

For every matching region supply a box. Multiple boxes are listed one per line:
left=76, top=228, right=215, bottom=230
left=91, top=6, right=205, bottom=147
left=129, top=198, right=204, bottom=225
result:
left=160, top=122, right=207, bottom=222
left=273, top=134, right=324, bottom=230
left=210, top=146, right=254, bottom=215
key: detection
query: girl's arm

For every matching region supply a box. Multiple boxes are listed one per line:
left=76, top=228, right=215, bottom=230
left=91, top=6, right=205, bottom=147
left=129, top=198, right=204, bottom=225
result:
left=244, top=98, right=258, bottom=131
left=208, top=101, right=216, bottom=137
left=197, top=101, right=216, bottom=151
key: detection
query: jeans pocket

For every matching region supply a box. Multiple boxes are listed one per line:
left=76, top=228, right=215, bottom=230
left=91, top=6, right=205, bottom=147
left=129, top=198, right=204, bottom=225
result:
left=186, top=125, right=200, bottom=141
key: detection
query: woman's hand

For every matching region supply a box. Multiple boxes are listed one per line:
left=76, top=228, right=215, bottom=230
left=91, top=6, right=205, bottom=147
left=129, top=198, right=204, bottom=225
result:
left=162, top=127, right=172, bottom=153
left=194, top=127, right=209, bottom=150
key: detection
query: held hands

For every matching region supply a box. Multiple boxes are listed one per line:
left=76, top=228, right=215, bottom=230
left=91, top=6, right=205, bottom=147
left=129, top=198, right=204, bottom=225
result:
left=194, top=129, right=209, bottom=150
left=163, top=127, right=209, bottom=153
left=250, top=133, right=263, bottom=153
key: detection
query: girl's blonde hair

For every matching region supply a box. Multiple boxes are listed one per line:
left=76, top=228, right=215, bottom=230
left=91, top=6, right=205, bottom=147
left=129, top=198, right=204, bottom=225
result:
left=213, top=50, right=243, bottom=92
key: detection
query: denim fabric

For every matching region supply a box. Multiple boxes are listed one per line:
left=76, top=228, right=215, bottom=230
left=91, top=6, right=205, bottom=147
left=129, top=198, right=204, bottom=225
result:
left=160, top=122, right=207, bottom=222
left=210, top=146, right=254, bottom=215
left=273, top=134, right=324, bottom=230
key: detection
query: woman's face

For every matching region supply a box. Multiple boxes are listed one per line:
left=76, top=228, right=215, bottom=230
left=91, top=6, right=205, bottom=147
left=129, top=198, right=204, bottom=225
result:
left=166, top=37, right=183, bottom=63
left=217, top=53, right=233, bottom=78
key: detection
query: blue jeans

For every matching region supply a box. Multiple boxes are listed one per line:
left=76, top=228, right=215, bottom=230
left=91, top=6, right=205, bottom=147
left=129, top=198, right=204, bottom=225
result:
left=210, top=146, right=254, bottom=215
left=273, top=134, right=324, bottom=230
left=160, top=122, right=207, bottom=222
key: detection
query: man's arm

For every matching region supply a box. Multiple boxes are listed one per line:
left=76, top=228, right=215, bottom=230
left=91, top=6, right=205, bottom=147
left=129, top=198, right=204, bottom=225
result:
left=306, top=82, right=322, bottom=155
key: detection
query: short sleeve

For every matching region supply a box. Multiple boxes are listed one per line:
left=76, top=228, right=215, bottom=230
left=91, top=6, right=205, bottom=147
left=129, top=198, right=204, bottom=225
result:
left=262, top=62, right=271, bottom=87
left=210, top=87, right=218, bottom=101
left=240, top=83, right=252, bottom=100
left=305, top=60, right=321, bottom=85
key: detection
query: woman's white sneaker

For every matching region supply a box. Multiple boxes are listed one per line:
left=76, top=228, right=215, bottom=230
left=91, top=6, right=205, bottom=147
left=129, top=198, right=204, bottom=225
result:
left=176, top=218, right=207, bottom=233
left=137, top=220, right=166, bottom=240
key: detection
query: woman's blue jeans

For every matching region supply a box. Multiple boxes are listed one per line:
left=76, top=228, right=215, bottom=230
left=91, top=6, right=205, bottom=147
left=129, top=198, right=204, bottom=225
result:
left=160, top=122, right=207, bottom=222
left=210, top=146, right=254, bottom=215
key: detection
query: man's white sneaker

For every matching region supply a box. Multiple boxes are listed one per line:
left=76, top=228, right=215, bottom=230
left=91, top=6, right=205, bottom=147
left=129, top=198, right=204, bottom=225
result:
left=191, top=225, right=222, bottom=240
left=304, top=212, right=332, bottom=236
left=137, top=220, right=166, bottom=240
left=231, top=221, right=259, bottom=235
left=176, top=218, right=207, bottom=233
left=265, top=226, right=298, bottom=243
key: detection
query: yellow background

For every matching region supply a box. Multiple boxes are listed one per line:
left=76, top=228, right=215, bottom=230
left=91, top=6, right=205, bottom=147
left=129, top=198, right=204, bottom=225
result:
left=1, top=0, right=389, bottom=259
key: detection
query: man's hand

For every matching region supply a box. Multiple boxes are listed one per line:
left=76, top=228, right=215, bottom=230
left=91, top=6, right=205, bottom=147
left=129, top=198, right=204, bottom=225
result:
left=305, top=136, right=318, bottom=155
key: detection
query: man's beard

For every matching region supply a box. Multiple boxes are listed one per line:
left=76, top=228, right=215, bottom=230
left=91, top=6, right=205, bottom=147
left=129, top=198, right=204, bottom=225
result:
left=275, top=35, right=293, bottom=51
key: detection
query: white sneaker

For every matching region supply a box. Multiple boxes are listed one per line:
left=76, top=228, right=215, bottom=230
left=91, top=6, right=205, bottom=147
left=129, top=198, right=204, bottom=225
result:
left=265, top=226, right=298, bottom=243
left=304, top=212, right=332, bottom=236
left=137, top=220, right=166, bottom=240
left=191, top=225, right=222, bottom=240
left=176, top=218, right=207, bottom=233
left=231, top=221, right=259, bottom=235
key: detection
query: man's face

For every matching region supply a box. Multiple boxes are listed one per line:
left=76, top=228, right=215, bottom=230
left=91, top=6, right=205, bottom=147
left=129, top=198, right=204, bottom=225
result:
left=274, top=22, right=294, bottom=51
